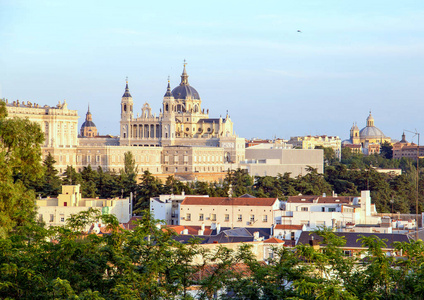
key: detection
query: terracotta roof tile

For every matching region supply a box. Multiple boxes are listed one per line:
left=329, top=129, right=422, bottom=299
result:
left=274, top=224, right=304, bottom=230
left=166, top=225, right=213, bottom=236
left=264, top=237, right=285, bottom=244
left=181, top=197, right=277, bottom=206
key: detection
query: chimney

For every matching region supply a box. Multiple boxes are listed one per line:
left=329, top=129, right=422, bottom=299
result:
left=253, top=231, right=260, bottom=241
left=182, top=229, right=189, bottom=235
left=198, top=229, right=204, bottom=235
left=309, top=235, right=320, bottom=250
left=201, top=223, right=205, bottom=231
left=216, top=223, right=221, bottom=234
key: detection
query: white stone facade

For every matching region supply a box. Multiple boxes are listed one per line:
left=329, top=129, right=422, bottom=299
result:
left=36, top=185, right=132, bottom=228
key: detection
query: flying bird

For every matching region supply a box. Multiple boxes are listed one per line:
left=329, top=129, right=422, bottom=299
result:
left=297, top=30, right=302, bottom=33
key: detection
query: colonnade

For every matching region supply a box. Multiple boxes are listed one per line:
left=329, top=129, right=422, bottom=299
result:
left=130, top=124, right=161, bottom=139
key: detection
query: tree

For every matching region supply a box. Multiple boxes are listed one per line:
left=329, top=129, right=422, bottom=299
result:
left=62, top=165, right=82, bottom=186
left=80, top=165, right=98, bottom=198
left=315, top=146, right=337, bottom=166
left=0, top=101, right=44, bottom=237
left=380, top=141, right=393, bottom=159
left=39, top=152, right=62, bottom=197
left=135, top=171, right=163, bottom=212
left=120, top=151, right=138, bottom=199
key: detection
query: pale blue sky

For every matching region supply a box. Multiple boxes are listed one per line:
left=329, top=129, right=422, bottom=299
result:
left=1, top=0, right=424, bottom=142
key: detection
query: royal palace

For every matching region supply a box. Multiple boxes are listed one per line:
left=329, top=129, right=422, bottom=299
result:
left=3, top=64, right=245, bottom=181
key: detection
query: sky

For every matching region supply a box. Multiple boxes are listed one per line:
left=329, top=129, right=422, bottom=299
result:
left=1, top=0, right=424, bottom=142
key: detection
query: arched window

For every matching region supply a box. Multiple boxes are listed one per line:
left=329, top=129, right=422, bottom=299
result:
left=123, top=104, right=127, bottom=112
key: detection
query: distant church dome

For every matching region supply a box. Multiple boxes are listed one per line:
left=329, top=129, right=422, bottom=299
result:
left=80, top=105, right=98, bottom=137
left=171, top=63, right=200, bottom=100
left=359, top=111, right=386, bottom=139
left=359, top=127, right=385, bottom=139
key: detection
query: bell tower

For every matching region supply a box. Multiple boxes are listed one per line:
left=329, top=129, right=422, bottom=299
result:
left=161, top=78, right=176, bottom=145
left=350, top=123, right=360, bottom=144
left=120, top=78, right=133, bottom=144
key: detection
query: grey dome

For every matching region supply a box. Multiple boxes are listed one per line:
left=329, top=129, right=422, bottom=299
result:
left=172, top=85, right=200, bottom=100
left=81, top=120, right=96, bottom=128
left=359, top=126, right=385, bottom=139
left=171, top=63, right=200, bottom=100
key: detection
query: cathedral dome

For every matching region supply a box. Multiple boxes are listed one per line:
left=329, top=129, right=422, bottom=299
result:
left=81, top=120, right=96, bottom=128
left=359, top=126, right=385, bottom=139
left=80, top=106, right=98, bottom=137
left=171, top=63, right=200, bottom=100
left=172, top=85, right=200, bottom=100
left=359, top=111, right=386, bottom=139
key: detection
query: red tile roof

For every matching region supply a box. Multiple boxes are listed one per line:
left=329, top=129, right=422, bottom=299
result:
left=166, top=225, right=213, bottom=236
left=122, top=216, right=143, bottom=230
left=181, top=197, right=278, bottom=206
left=274, top=224, right=304, bottom=230
left=263, top=237, right=285, bottom=244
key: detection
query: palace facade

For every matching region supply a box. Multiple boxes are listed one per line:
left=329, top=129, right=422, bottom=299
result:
left=3, top=64, right=245, bottom=180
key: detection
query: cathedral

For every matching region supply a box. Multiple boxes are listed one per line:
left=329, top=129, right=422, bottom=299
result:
left=119, top=63, right=237, bottom=151
left=3, top=63, right=245, bottom=180
left=343, top=112, right=391, bottom=155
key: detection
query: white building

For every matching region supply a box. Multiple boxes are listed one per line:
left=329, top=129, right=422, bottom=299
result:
left=239, top=143, right=324, bottom=177
left=36, top=185, right=132, bottom=227
left=150, top=193, right=209, bottom=225
left=288, top=135, right=342, bottom=160
left=277, top=191, right=380, bottom=230
left=179, top=196, right=280, bottom=228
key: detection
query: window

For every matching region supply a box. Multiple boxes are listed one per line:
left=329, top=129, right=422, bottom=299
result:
left=186, top=213, right=191, bottom=221
left=328, top=207, right=336, bottom=212
left=38, top=214, right=43, bottom=222
left=50, top=214, right=54, bottom=222
left=301, top=207, right=308, bottom=212
left=300, top=220, right=310, bottom=226
left=199, top=213, right=204, bottom=221
left=60, top=216, right=65, bottom=222
left=250, top=215, right=255, bottom=223
left=225, top=214, right=229, bottom=222
left=211, top=214, right=216, bottom=221
left=262, top=215, right=268, bottom=222
left=237, top=214, right=242, bottom=222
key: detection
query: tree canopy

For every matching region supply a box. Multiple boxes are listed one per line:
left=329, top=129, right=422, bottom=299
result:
left=0, top=102, right=44, bottom=238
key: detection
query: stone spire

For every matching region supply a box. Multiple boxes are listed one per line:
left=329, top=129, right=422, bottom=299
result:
left=122, top=77, right=132, bottom=98
left=86, top=104, right=93, bottom=122
left=180, top=60, right=189, bottom=86
left=400, top=132, right=408, bottom=143
left=164, top=76, right=173, bottom=97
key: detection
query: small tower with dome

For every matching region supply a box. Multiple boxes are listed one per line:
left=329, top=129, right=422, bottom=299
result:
left=80, top=105, right=98, bottom=137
